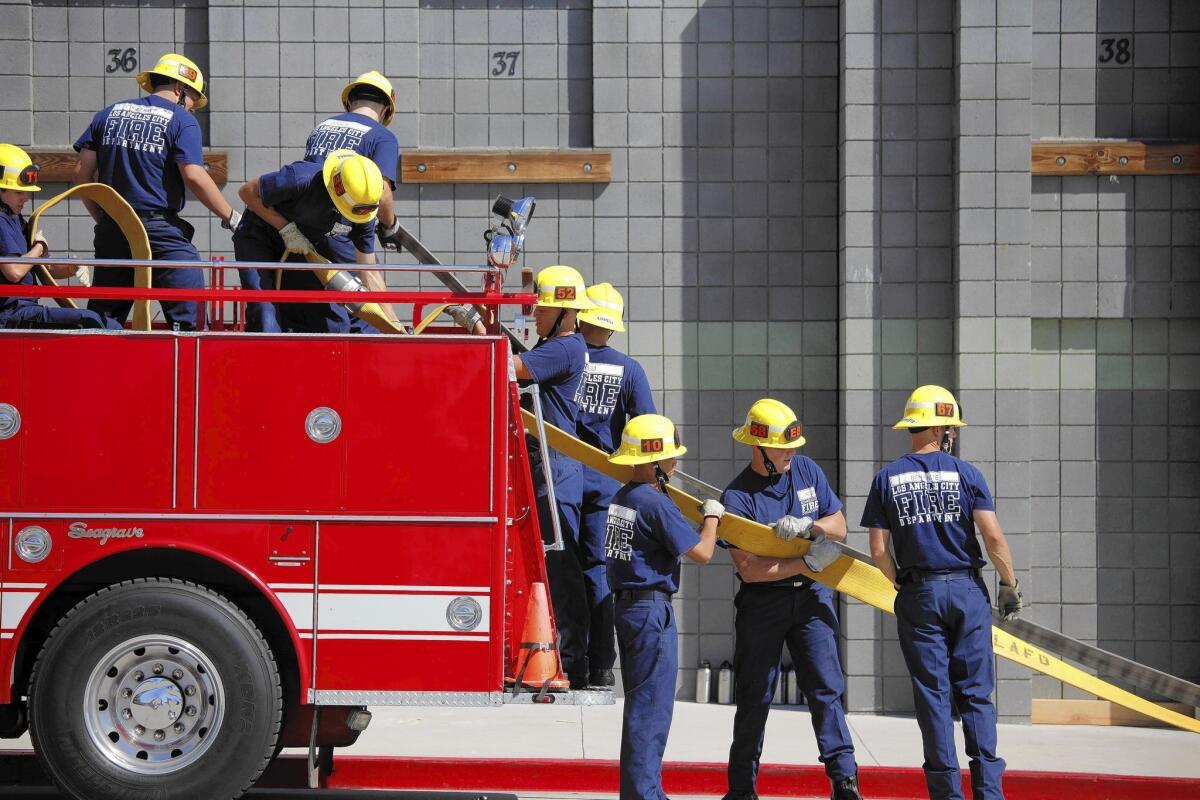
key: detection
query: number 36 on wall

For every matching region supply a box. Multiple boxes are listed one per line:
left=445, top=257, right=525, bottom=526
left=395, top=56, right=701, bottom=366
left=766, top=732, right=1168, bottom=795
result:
left=106, top=47, right=139, bottom=74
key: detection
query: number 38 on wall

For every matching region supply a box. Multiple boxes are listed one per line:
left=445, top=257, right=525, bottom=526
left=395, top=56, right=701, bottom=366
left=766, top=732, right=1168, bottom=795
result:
left=106, top=47, right=138, bottom=74
left=1097, top=37, right=1131, bottom=65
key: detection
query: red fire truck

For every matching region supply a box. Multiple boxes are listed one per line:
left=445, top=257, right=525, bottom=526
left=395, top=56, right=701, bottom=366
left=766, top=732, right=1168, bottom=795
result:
left=0, top=197, right=594, bottom=799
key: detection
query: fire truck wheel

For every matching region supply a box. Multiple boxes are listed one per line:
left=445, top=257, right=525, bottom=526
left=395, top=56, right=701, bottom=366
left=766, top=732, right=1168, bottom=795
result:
left=28, top=578, right=282, bottom=800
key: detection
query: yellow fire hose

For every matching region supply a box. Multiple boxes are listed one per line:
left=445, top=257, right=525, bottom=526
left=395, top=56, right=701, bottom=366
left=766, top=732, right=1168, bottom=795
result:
left=522, top=409, right=1200, bottom=734
left=265, top=251, right=407, bottom=335
left=27, top=183, right=153, bottom=330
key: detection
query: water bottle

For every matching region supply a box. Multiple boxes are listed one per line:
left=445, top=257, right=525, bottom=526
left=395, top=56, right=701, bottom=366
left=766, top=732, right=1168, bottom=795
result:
left=694, top=660, right=711, bottom=703
left=717, top=660, right=734, bottom=704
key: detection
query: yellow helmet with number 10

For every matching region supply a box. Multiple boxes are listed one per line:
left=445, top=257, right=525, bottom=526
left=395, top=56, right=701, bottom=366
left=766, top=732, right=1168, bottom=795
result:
left=137, top=53, right=207, bottom=109
left=609, top=414, right=687, bottom=465
left=893, top=385, right=966, bottom=429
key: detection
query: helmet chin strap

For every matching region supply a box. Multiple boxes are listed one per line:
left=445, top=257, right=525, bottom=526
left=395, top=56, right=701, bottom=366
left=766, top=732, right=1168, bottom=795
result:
left=654, top=462, right=670, bottom=494
left=758, top=446, right=777, bottom=478
left=535, top=308, right=569, bottom=347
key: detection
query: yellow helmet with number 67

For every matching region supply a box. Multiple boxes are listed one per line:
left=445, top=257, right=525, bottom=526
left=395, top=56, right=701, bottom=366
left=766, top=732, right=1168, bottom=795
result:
left=609, top=414, right=687, bottom=465
left=893, top=385, right=966, bottom=429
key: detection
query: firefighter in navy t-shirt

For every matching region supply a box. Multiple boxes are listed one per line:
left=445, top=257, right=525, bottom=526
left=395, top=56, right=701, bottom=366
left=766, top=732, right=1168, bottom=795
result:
left=232, top=150, right=381, bottom=333
left=719, top=399, right=862, bottom=800
left=605, top=413, right=721, bottom=800
left=0, top=144, right=115, bottom=330
left=862, top=386, right=1022, bottom=800
left=573, top=282, right=656, bottom=687
left=506, top=265, right=595, bottom=688
left=72, top=53, right=238, bottom=331
left=238, top=70, right=401, bottom=334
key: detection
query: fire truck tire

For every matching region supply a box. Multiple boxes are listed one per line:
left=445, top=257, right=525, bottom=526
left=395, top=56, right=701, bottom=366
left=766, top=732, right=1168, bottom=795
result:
left=27, top=578, right=282, bottom=800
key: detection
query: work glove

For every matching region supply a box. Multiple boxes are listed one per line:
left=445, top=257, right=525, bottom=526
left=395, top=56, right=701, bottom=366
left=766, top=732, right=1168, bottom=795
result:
left=32, top=229, right=48, bottom=256
left=278, top=221, right=315, bottom=255
left=802, top=538, right=840, bottom=573
left=75, top=265, right=92, bottom=287
left=997, top=580, right=1023, bottom=620
left=376, top=216, right=403, bottom=251
left=222, top=208, right=242, bottom=232
left=772, top=515, right=814, bottom=541
left=700, top=499, right=724, bottom=520
left=446, top=304, right=483, bottom=333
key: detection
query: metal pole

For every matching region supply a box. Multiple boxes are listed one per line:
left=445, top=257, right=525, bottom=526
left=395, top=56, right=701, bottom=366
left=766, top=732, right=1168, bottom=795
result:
left=522, top=384, right=564, bottom=553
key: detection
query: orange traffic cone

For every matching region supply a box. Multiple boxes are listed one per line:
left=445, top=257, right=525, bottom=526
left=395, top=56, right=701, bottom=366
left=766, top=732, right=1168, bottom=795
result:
left=509, top=581, right=569, bottom=691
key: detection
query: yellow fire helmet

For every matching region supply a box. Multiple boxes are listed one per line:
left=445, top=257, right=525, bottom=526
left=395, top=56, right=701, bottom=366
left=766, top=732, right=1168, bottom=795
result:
left=322, top=149, right=384, bottom=224
left=576, top=282, right=626, bottom=333
left=534, top=265, right=596, bottom=311
left=137, top=53, right=207, bottom=109
left=609, top=414, right=688, bottom=465
left=893, top=385, right=966, bottom=429
left=0, top=144, right=41, bottom=192
left=341, top=70, right=397, bottom=126
left=732, top=398, right=806, bottom=449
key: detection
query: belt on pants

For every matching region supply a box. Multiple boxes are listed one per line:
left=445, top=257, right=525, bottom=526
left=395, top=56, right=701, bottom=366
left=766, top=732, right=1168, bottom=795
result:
left=741, top=578, right=813, bottom=589
left=898, top=568, right=981, bottom=585
left=614, top=588, right=670, bottom=602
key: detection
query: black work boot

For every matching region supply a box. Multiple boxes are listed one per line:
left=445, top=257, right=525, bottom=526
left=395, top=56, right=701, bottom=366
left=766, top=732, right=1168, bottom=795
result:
left=589, top=668, right=615, bottom=687
left=831, top=775, right=864, bottom=800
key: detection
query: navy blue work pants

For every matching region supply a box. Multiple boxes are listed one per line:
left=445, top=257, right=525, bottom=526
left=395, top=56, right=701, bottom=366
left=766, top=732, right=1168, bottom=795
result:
left=895, top=575, right=1005, bottom=800
left=615, top=594, right=677, bottom=800
left=579, top=464, right=620, bottom=673
left=531, top=449, right=587, bottom=683
left=728, top=582, right=857, bottom=794
left=0, top=304, right=120, bottom=330
left=90, top=215, right=203, bottom=330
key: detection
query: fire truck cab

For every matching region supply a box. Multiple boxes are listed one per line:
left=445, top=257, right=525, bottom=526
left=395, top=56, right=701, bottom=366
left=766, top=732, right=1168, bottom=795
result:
left=0, top=285, right=580, bottom=798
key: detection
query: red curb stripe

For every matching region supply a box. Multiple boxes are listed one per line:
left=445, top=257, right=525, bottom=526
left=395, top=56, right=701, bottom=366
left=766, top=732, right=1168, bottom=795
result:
left=259, top=756, right=1200, bottom=799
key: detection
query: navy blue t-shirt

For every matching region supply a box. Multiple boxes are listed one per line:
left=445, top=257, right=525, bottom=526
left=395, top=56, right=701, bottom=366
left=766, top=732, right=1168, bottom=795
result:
left=860, top=451, right=994, bottom=576
left=521, top=332, right=587, bottom=434
left=606, top=481, right=701, bottom=594
left=74, top=95, right=204, bottom=214
left=575, top=344, right=656, bottom=454
left=305, top=112, right=399, bottom=187
left=721, top=455, right=843, bottom=586
left=238, top=160, right=375, bottom=258
left=0, top=208, right=34, bottom=317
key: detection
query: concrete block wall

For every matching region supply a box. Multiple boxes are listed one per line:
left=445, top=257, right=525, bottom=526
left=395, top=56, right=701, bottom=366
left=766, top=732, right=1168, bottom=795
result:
left=1028, top=0, right=1200, bottom=697
left=3, top=0, right=1196, bottom=714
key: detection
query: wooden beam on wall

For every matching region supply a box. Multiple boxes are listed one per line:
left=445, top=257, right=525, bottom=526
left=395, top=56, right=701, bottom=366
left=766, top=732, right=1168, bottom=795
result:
left=401, top=150, right=611, bottom=184
left=25, top=147, right=229, bottom=185
left=1031, top=139, right=1200, bottom=176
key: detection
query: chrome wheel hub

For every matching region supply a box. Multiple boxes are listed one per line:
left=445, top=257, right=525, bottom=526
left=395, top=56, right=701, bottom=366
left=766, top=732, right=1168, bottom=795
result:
left=83, top=635, right=225, bottom=774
